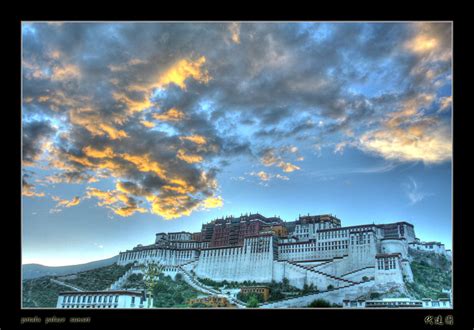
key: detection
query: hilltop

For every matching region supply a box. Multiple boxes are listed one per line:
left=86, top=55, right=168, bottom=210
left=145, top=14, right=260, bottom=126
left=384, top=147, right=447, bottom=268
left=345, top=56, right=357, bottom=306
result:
left=22, top=256, right=118, bottom=280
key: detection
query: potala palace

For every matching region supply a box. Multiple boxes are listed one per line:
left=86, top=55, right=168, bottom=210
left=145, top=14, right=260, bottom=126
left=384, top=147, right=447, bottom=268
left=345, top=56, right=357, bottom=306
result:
left=98, top=213, right=451, bottom=308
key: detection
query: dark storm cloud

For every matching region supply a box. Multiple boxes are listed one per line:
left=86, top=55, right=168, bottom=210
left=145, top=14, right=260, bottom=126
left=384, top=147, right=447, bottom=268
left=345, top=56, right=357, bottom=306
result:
left=22, top=120, right=56, bottom=165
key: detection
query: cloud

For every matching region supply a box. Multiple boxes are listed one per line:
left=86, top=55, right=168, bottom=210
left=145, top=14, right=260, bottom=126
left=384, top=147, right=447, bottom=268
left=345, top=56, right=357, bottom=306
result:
left=259, top=147, right=302, bottom=173
left=229, top=23, right=241, bottom=44
left=359, top=124, right=451, bottom=164
left=49, top=195, right=82, bottom=213
left=86, top=187, right=147, bottom=217
left=22, top=178, right=45, bottom=197
left=53, top=195, right=81, bottom=207
left=45, top=171, right=97, bottom=184
left=156, top=56, right=210, bottom=90
left=201, top=196, right=224, bottom=208
left=94, top=243, right=104, bottom=249
left=51, top=64, right=81, bottom=81
left=21, top=22, right=452, bottom=219
left=177, top=149, right=203, bottom=164
left=249, top=171, right=289, bottom=182
left=438, top=96, right=452, bottom=112
left=357, top=94, right=451, bottom=164
left=23, top=120, right=56, bottom=166
left=69, top=108, right=129, bottom=140
left=179, top=135, right=207, bottom=145
left=402, top=177, right=433, bottom=205
left=153, top=108, right=186, bottom=122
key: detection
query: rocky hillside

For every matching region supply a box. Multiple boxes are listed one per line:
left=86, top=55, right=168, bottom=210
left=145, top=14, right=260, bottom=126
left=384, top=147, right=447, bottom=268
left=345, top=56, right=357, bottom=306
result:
left=405, top=249, right=452, bottom=299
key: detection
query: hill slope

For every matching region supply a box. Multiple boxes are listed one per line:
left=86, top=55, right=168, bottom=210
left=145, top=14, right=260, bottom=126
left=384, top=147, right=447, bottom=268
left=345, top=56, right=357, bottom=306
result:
left=22, top=262, right=130, bottom=308
left=405, top=249, right=452, bottom=300
left=22, top=256, right=118, bottom=280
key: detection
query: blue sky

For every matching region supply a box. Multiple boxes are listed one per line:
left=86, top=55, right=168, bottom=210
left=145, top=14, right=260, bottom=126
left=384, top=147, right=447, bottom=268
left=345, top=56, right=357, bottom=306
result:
left=22, top=22, right=452, bottom=266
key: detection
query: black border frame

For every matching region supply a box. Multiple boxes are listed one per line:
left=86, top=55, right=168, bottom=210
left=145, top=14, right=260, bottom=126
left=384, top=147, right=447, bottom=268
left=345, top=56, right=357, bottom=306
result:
left=5, top=9, right=470, bottom=329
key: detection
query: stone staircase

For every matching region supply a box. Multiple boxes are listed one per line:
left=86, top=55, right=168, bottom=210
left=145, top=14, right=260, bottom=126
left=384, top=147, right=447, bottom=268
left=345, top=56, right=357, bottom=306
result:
left=339, top=266, right=375, bottom=278
left=109, top=265, right=145, bottom=290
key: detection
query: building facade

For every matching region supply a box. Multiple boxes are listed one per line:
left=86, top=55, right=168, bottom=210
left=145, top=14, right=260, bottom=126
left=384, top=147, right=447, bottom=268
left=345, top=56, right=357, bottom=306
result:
left=115, top=213, right=448, bottom=299
left=56, top=290, right=152, bottom=309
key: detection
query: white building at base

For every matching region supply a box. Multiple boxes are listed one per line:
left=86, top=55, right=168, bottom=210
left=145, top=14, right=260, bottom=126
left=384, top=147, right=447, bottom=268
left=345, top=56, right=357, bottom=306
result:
left=56, top=290, right=152, bottom=309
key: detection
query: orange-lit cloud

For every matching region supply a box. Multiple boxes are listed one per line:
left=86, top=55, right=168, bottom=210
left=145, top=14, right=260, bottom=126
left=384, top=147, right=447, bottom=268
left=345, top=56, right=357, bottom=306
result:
left=157, top=56, right=210, bottom=90
left=86, top=187, right=147, bottom=217
left=359, top=123, right=451, bottom=164
left=201, top=196, right=223, bottom=208
left=149, top=194, right=196, bottom=219
left=405, top=35, right=438, bottom=53
left=179, top=135, right=207, bottom=145
left=386, top=94, right=435, bottom=128
left=112, top=92, right=153, bottom=114
left=256, top=171, right=270, bottom=181
left=22, top=180, right=45, bottom=197
left=83, top=146, right=115, bottom=159
left=141, top=120, right=155, bottom=128
left=260, top=148, right=301, bottom=173
left=51, top=64, right=81, bottom=81
left=177, top=149, right=203, bottom=164
left=278, top=161, right=300, bottom=173
left=439, top=96, right=452, bottom=112
left=121, top=153, right=167, bottom=178
left=69, top=108, right=128, bottom=140
left=229, top=22, right=241, bottom=44
left=250, top=171, right=289, bottom=182
left=153, top=108, right=185, bottom=122
left=53, top=195, right=81, bottom=208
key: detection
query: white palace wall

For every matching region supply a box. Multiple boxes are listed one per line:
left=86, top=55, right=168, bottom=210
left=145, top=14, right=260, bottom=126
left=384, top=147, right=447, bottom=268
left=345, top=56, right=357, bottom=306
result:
left=194, top=235, right=275, bottom=283
left=116, top=220, right=419, bottom=295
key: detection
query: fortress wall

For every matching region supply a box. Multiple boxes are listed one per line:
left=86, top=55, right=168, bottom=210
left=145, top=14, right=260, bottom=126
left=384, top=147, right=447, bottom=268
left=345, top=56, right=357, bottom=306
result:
left=314, top=256, right=352, bottom=276
left=273, top=261, right=338, bottom=290
left=117, top=248, right=198, bottom=266
left=380, top=239, right=408, bottom=258
left=340, top=267, right=375, bottom=282
left=347, top=232, right=377, bottom=271
left=401, top=260, right=414, bottom=283
left=195, top=236, right=276, bottom=282
left=375, top=255, right=404, bottom=285
left=272, top=261, right=307, bottom=289
left=278, top=244, right=348, bottom=261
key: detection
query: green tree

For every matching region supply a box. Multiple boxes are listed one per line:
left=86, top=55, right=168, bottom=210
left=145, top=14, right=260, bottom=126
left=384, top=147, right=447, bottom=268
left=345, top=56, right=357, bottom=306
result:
left=308, top=299, right=331, bottom=307
left=191, top=302, right=207, bottom=308
left=369, top=292, right=381, bottom=299
left=246, top=295, right=259, bottom=308
left=303, top=283, right=310, bottom=294
left=144, top=262, right=161, bottom=308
